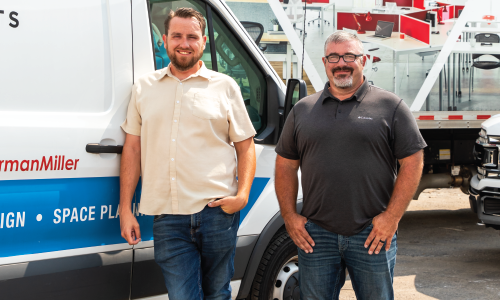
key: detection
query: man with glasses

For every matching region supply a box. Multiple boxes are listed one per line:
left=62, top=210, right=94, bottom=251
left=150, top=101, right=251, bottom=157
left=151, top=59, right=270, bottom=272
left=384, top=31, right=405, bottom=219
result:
left=274, top=31, right=426, bottom=299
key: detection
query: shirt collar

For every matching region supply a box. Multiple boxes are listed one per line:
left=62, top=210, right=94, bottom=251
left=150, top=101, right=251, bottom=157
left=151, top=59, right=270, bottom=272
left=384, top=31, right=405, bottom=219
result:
left=320, top=76, right=369, bottom=104
left=159, top=60, right=212, bottom=81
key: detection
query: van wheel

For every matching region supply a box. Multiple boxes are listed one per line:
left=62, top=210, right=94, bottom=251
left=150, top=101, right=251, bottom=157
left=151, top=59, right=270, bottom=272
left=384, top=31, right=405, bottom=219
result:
left=250, top=230, right=300, bottom=300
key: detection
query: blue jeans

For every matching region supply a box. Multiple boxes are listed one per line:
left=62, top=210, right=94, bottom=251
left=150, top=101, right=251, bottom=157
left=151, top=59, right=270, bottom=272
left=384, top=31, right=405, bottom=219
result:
left=299, top=220, right=397, bottom=300
left=153, top=205, right=239, bottom=300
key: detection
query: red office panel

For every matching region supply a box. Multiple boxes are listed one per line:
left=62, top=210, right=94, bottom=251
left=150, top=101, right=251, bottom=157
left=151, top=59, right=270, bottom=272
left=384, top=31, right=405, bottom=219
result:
left=400, top=15, right=430, bottom=44
left=436, top=2, right=453, bottom=19
left=413, top=0, right=425, bottom=10
left=337, top=12, right=400, bottom=32
left=407, top=10, right=429, bottom=21
left=442, top=6, right=452, bottom=20
left=455, top=5, right=465, bottom=18
left=383, top=0, right=412, bottom=6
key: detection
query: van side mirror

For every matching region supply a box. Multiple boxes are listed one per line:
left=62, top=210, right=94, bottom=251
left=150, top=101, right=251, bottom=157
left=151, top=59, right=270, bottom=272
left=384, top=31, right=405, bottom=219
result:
left=284, top=79, right=307, bottom=121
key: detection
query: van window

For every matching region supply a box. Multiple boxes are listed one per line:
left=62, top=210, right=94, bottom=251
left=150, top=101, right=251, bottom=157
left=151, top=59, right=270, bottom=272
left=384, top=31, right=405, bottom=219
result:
left=149, top=0, right=212, bottom=70
left=211, top=12, right=267, bottom=133
left=148, top=0, right=267, bottom=134
left=0, top=1, right=113, bottom=113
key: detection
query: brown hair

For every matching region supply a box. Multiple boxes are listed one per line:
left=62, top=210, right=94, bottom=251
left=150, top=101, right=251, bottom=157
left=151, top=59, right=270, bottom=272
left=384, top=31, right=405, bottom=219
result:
left=164, top=7, right=206, bottom=36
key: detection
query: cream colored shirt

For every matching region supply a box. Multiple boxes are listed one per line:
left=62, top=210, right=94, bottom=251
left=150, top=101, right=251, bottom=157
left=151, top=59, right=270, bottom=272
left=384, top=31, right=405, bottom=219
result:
left=121, top=62, right=256, bottom=215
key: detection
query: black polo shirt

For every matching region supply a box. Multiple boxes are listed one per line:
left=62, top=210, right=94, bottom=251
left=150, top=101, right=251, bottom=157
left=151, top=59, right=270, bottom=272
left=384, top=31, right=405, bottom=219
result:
left=275, top=80, right=426, bottom=236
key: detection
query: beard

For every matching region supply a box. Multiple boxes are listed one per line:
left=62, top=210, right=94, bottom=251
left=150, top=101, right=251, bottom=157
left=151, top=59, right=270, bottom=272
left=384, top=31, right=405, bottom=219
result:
left=167, top=45, right=203, bottom=71
left=330, top=66, right=354, bottom=88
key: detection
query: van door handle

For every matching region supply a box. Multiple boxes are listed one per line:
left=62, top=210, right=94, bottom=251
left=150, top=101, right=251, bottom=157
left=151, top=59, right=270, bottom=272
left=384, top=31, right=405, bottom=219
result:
left=86, top=143, right=123, bottom=154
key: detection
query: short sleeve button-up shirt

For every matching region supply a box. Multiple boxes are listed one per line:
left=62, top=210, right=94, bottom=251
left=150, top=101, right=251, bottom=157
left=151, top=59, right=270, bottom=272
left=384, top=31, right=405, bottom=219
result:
left=121, top=61, right=256, bottom=215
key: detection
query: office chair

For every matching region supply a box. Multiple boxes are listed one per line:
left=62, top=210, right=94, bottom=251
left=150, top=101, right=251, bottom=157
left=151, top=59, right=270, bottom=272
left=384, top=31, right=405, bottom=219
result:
left=307, top=0, right=330, bottom=27
left=241, top=21, right=267, bottom=51
left=469, top=33, right=500, bottom=101
left=285, top=0, right=305, bottom=35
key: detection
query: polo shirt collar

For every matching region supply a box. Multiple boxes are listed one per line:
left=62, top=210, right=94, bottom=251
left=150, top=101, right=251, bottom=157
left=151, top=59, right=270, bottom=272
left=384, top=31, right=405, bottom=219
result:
left=320, top=76, right=369, bottom=104
left=160, top=60, right=212, bottom=81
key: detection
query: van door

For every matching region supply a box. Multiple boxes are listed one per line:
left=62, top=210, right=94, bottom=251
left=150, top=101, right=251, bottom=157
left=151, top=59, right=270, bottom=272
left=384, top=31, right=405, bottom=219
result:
left=0, top=1, right=135, bottom=299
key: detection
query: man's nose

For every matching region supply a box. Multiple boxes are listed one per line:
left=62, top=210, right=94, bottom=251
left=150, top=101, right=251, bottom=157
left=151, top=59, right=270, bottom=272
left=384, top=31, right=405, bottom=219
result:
left=180, top=36, right=190, bottom=48
left=337, top=57, right=348, bottom=67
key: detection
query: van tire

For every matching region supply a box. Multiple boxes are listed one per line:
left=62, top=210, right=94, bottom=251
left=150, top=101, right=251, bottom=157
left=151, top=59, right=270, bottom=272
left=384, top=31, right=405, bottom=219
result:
left=249, top=230, right=299, bottom=300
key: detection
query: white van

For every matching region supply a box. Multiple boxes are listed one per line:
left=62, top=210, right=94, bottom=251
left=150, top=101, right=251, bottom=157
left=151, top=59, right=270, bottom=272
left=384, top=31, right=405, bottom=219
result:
left=0, top=0, right=306, bottom=299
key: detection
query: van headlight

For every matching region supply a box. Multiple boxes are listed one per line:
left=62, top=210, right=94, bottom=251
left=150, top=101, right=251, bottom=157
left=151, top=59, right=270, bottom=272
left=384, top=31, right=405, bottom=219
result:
left=480, top=129, right=487, bottom=138
left=478, top=167, right=487, bottom=175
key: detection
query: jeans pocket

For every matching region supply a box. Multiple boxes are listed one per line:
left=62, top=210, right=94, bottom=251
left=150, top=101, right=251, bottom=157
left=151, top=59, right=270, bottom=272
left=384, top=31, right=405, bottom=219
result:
left=154, top=214, right=166, bottom=222
left=218, top=206, right=235, bottom=217
left=304, top=219, right=311, bottom=228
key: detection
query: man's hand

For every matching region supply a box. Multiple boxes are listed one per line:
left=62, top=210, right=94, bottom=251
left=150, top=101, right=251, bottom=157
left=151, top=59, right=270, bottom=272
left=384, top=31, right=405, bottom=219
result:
left=284, top=213, right=315, bottom=253
left=364, top=211, right=399, bottom=255
left=365, top=150, right=424, bottom=255
left=208, top=195, right=247, bottom=214
left=120, top=210, right=141, bottom=245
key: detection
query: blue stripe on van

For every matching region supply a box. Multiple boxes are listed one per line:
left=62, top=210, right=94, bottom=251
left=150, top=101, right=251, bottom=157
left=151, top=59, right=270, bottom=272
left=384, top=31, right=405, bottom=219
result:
left=0, top=176, right=269, bottom=258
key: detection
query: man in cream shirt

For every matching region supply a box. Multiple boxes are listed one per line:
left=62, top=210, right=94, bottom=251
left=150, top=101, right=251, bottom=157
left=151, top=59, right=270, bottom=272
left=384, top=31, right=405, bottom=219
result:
left=119, top=8, right=256, bottom=300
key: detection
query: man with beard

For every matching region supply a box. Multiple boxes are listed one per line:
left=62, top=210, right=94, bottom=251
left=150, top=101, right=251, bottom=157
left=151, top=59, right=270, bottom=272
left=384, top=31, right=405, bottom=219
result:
left=119, top=7, right=256, bottom=299
left=274, top=31, right=426, bottom=299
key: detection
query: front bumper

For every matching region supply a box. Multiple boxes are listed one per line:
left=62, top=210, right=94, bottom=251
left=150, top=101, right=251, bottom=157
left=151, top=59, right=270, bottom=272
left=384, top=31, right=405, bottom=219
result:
left=469, top=175, right=500, bottom=229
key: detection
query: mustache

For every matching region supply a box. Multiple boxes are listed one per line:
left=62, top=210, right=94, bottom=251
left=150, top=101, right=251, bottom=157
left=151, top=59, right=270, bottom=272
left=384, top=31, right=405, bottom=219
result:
left=174, top=46, right=193, bottom=52
left=331, top=66, right=354, bottom=74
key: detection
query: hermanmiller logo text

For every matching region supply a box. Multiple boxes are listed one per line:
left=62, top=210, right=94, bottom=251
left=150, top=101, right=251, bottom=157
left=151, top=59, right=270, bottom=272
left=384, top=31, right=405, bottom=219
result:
left=0, top=156, right=80, bottom=172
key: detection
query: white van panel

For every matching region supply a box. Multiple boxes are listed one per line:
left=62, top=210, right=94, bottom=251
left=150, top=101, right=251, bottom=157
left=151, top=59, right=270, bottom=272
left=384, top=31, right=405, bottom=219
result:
left=0, top=0, right=114, bottom=113
left=0, top=0, right=142, bottom=265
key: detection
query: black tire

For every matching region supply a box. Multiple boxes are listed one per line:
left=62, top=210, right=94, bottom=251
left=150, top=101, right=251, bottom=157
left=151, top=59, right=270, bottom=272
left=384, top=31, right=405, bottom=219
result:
left=249, top=230, right=300, bottom=300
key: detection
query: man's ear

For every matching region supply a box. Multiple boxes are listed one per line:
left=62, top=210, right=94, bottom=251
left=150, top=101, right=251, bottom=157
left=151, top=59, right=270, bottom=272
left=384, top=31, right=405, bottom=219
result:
left=322, top=56, right=326, bottom=65
left=162, top=34, right=167, bottom=49
left=202, top=35, right=207, bottom=50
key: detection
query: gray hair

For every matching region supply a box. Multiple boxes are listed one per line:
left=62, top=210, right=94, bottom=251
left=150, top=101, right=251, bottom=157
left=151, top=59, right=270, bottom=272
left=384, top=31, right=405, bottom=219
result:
left=324, top=31, right=364, bottom=56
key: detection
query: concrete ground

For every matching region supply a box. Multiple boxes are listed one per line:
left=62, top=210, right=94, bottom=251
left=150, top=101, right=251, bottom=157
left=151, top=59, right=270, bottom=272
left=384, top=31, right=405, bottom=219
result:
left=339, top=188, right=500, bottom=300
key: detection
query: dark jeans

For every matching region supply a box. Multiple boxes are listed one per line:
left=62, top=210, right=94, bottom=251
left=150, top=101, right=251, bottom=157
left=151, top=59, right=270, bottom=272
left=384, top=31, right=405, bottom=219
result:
left=153, top=205, right=239, bottom=300
left=299, top=221, right=397, bottom=300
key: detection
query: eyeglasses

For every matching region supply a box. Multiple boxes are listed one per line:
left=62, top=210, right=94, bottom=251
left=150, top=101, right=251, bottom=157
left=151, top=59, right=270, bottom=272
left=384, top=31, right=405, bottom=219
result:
left=325, top=54, right=363, bottom=63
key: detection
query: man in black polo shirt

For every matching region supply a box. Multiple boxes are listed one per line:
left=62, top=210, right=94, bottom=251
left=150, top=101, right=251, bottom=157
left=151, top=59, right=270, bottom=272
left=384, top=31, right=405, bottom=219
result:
left=275, top=31, right=426, bottom=299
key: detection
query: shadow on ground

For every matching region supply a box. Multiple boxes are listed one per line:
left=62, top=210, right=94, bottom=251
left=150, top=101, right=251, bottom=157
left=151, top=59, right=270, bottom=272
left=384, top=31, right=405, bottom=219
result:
left=394, top=208, right=500, bottom=299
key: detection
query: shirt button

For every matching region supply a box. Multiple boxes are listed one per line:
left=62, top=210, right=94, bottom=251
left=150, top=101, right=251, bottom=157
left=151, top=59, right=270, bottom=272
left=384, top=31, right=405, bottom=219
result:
left=180, top=82, right=182, bottom=85
left=171, top=158, right=175, bottom=161
left=172, top=178, right=175, bottom=181
left=172, top=139, right=175, bottom=141
left=177, top=101, right=179, bottom=103
left=338, top=110, right=342, bottom=113
left=174, top=120, right=177, bottom=122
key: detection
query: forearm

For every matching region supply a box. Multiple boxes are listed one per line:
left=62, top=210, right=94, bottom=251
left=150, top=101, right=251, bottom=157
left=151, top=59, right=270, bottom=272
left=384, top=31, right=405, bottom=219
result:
left=235, top=138, right=256, bottom=200
left=275, top=159, right=299, bottom=219
left=385, top=151, right=424, bottom=221
left=119, top=144, right=141, bottom=214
